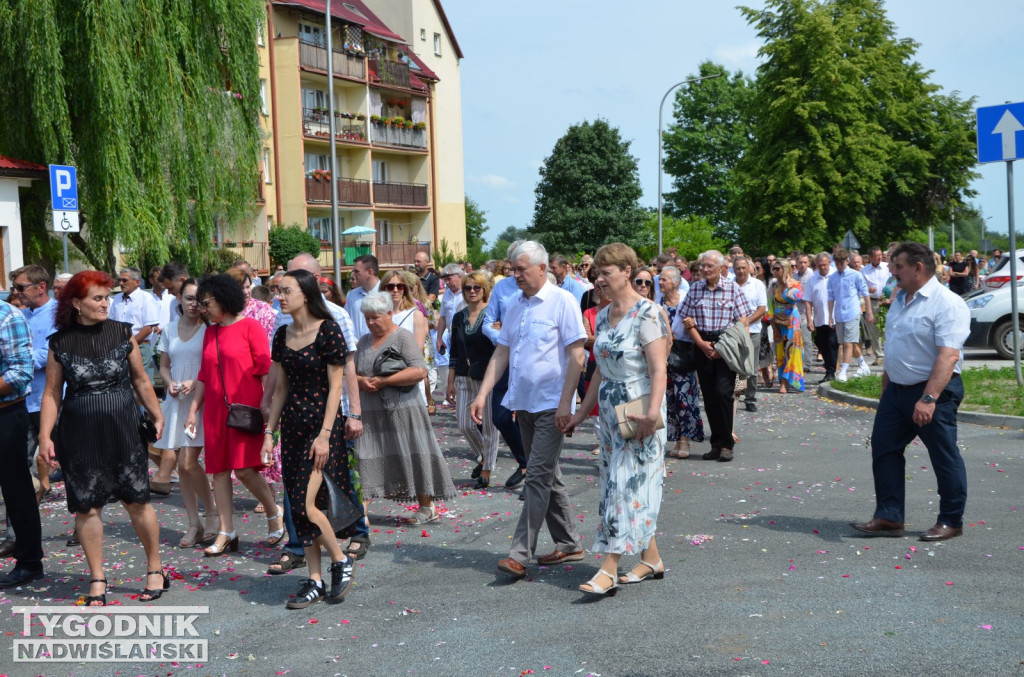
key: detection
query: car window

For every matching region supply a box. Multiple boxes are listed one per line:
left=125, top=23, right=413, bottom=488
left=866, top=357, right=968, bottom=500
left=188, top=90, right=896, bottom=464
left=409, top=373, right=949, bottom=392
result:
left=990, top=253, right=1024, bottom=274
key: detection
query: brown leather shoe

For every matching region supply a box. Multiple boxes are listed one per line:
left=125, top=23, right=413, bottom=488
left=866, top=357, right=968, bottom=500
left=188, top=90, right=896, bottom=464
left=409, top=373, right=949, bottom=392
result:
left=850, top=517, right=905, bottom=537
left=537, top=549, right=585, bottom=566
left=497, top=557, right=526, bottom=577
left=919, top=523, right=963, bottom=542
left=717, top=448, right=734, bottom=462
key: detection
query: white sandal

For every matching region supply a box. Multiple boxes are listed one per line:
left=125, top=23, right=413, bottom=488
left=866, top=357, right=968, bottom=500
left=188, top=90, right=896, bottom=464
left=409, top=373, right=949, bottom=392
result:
left=619, top=558, right=665, bottom=584
left=405, top=507, right=438, bottom=525
left=265, top=506, right=285, bottom=546
left=579, top=570, right=618, bottom=597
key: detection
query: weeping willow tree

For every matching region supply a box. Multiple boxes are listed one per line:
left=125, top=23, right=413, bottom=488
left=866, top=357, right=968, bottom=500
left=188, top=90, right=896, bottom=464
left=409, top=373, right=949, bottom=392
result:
left=0, top=0, right=265, bottom=271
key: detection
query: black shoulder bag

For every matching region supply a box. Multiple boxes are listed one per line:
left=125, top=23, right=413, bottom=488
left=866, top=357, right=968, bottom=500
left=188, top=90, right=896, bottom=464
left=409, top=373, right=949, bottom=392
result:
left=215, top=325, right=264, bottom=434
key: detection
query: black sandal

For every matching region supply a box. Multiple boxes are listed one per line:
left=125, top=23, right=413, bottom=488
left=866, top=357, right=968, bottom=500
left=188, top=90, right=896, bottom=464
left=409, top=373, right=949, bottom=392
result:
left=267, top=551, right=306, bottom=575
left=81, top=578, right=107, bottom=607
left=139, top=570, right=170, bottom=602
left=344, top=536, right=371, bottom=561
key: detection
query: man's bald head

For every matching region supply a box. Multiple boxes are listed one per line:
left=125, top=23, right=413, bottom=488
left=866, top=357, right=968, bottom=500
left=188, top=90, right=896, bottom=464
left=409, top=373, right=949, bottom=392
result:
left=287, top=253, right=322, bottom=277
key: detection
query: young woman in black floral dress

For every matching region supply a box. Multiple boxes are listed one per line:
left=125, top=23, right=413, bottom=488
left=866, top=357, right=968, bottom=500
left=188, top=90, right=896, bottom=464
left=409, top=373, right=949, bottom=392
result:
left=262, top=269, right=363, bottom=609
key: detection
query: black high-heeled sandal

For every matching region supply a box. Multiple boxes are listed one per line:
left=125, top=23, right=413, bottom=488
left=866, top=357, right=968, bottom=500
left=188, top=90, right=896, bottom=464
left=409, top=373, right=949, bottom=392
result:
left=81, top=578, right=107, bottom=606
left=139, top=570, right=170, bottom=602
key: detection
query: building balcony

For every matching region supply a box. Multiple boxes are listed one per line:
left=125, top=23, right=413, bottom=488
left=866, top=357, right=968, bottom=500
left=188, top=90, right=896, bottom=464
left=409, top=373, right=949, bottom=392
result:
left=373, top=181, right=428, bottom=208
left=370, top=121, right=426, bottom=150
left=305, top=176, right=372, bottom=205
left=216, top=242, right=270, bottom=274
left=376, top=242, right=430, bottom=267
left=368, top=58, right=410, bottom=88
left=299, top=40, right=366, bottom=80
left=302, top=108, right=368, bottom=144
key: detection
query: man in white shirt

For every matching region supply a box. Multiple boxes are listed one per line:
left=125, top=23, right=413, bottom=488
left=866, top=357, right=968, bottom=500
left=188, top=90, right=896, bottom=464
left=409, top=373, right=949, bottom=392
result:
left=733, top=256, right=767, bottom=412
left=434, top=263, right=464, bottom=356
left=109, top=267, right=160, bottom=381
left=851, top=242, right=970, bottom=542
left=471, top=241, right=586, bottom=579
left=860, top=247, right=889, bottom=365
left=807, top=253, right=838, bottom=382
left=345, top=254, right=380, bottom=341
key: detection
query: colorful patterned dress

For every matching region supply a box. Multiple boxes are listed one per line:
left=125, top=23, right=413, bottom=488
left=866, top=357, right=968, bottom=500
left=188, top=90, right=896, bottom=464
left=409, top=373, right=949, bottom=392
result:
left=591, top=299, right=669, bottom=555
left=661, top=302, right=705, bottom=443
left=772, top=279, right=805, bottom=391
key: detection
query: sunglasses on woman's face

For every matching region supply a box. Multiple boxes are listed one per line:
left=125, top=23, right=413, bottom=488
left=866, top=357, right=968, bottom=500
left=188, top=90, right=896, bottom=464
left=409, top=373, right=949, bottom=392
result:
left=463, top=285, right=483, bottom=293
left=384, top=283, right=406, bottom=292
left=772, top=266, right=782, bottom=272
left=633, top=279, right=653, bottom=287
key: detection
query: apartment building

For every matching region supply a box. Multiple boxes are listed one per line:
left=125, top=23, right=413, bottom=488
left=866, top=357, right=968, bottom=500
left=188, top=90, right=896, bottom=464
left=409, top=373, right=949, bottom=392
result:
left=232, top=0, right=465, bottom=274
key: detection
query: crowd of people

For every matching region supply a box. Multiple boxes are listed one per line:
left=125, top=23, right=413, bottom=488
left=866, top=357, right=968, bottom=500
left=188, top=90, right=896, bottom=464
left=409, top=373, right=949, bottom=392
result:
left=0, top=237, right=973, bottom=604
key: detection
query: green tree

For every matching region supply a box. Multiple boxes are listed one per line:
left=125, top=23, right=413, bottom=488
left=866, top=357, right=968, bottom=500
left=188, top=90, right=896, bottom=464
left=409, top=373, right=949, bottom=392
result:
left=734, top=0, right=977, bottom=254
left=465, top=195, right=488, bottom=263
left=663, top=61, right=757, bottom=242
left=268, top=224, right=321, bottom=267
left=0, top=0, right=265, bottom=271
left=530, top=119, right=645, bottom=255
left=487, top=226, right=530, bottom=261
left=634, top=213, right=730, bottom=262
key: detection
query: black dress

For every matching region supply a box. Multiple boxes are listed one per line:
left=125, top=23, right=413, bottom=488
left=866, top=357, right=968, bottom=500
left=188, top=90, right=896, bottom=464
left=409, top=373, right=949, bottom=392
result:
left=51, top=321, right=150, bottom=513
left=272, top=319, right=362, bottom=546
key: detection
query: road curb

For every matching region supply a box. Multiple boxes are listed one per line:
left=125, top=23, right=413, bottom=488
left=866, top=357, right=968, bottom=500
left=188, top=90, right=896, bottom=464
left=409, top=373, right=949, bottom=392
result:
left=816, top=383, right=1024, bottom=431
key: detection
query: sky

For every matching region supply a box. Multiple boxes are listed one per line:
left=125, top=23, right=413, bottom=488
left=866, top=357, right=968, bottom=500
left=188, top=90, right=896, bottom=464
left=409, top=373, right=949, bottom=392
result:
left=442, top=0, right=1024, bottom=248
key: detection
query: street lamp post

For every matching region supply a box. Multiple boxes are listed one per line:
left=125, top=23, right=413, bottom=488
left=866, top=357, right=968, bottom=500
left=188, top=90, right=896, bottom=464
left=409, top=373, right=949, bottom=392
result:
left=657, top=73, right=722, bottom=253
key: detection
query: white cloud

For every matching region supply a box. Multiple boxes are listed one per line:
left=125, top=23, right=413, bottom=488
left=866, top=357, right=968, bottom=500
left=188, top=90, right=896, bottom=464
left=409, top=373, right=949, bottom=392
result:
left=468, top=173, right=514, bottom=190
left=713, top=41, right=763, bottom=70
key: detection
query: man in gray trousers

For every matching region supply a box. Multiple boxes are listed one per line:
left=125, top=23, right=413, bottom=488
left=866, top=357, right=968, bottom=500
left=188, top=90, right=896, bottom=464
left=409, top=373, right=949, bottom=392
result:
left=471, top=240, right=587, bottom=577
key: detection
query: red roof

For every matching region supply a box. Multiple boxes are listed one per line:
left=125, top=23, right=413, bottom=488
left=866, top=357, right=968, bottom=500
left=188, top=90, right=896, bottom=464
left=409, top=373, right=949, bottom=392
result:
left=271, top=0, right=405, bottom=43
left=0, top=154, right=47, bottom=178
left=432, top=0, right=464, bottom=59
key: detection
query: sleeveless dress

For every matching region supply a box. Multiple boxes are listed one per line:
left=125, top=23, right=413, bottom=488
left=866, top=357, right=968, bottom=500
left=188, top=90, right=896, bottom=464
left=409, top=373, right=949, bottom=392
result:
left=272, top=320, right=362, bottom=545
left=592, top=300, right=669, bottom=554
left=155, top=319, right=206, bottom=449
left=51, top=321, right=150, bottom=513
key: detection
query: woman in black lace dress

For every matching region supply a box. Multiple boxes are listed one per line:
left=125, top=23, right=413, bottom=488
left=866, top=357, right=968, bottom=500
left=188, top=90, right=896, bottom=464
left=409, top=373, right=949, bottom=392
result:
left=38, top=271, right=168, bottom=606
left=262, top=269, right=360, bottom=609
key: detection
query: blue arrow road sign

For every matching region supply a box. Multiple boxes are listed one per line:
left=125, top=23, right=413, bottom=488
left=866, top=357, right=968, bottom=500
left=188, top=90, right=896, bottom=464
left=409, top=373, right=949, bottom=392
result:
left=977, top=102, right=1024, bottom=164
left=48, top=164, right=78, bottom=211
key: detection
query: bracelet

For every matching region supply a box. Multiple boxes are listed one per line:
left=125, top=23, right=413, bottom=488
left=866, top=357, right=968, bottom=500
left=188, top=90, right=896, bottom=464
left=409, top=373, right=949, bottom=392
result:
left=348, top=413, right=362, bottom=421
left=321, top=427, right=332, bottom=433
left=264, top=429, right=275, bottom=436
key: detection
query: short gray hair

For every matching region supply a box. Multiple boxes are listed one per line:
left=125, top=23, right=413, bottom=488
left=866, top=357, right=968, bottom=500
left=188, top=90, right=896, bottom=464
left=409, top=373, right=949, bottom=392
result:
left=442, top=263, right=463, bottom=277
left=814, top=251, right=831, bottom=264
left=511, top=240, right=548, bottom=267
left=360, top=291, right=393, bottom=316
left=119, top=266, right=142, bottom=281
left=55, top=273, right=73, bottom=283
left=699, top=250, right=725, bottom=266
left=660, top=265, right=681, bottom=287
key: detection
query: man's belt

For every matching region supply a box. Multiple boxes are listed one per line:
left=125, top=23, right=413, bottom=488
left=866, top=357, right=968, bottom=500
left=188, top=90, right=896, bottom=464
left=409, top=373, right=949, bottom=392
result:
left=698, top=330, right=725, bottom=341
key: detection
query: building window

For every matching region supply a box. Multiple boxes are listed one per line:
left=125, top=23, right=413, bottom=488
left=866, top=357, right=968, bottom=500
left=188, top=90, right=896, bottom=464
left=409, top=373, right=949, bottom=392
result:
left=372, top=160, right=387, bottom=184
left=263, top=149, right=272, bottom=184
left=375, top=218, right=391, bottom=243
left=420, top=29, right=426, bottom=41
left=267, top=215, right=273, bottom=232
left=433, top=33, right=441, bottom=56
left=307, top=216, right=340, bottom=242
left=299, top=22, right=324, bottom=45
left=259, top=79, right=268, bottom=115
left=304, top=152, right=329, bottom=173
left=256, top=20, right=265, bottom=46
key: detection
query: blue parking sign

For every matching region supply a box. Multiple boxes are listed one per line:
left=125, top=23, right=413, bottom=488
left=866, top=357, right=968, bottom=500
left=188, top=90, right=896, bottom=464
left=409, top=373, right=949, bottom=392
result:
left=48, top=165, right=78, bottom=211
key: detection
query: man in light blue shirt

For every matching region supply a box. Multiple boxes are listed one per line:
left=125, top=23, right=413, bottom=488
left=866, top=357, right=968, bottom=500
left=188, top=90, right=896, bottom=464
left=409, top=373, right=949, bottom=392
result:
left=345, top=254, right=380, bottom=341
left=851, top=242, right=970, bottom=543
left=548, top=254, right=585, bottom=303
left=827, top=250, right=872, bottom=382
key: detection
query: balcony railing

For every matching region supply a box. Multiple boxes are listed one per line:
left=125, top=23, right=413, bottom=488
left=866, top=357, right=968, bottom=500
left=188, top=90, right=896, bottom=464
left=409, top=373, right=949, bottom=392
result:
left=299, top=40, right=366, bottom=79
left=305, top=176, right=371, bottom=205
left=302, top=108, right=367, bottom=143
left=217, top=242, right=270, bottom=274
left=370, top=121, right=426, bottom=149
left=373, top=181, right=428, bottom=207
left=368, top=58, right=410, bottom=88
left=376, top=242, right=430, bottom=267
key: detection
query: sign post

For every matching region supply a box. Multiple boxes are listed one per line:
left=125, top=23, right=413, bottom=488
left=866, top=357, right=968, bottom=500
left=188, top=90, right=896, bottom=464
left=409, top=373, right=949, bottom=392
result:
left=977, top=102, right=1024, bottom=385
left=48, top=164, right=80, bottom=274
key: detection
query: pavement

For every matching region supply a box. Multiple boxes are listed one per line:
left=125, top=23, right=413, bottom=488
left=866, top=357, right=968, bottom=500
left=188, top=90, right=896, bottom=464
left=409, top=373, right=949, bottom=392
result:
left=1, top=362, right=1022, bottom=677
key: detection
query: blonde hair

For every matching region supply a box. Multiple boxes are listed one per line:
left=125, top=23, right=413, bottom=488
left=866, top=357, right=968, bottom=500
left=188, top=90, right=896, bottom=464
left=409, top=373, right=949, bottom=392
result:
left=380, top=270, right=416, bottom=311
left=462, top=272, right=492, bottom=302
left=399, top=270, right=430, bottom=307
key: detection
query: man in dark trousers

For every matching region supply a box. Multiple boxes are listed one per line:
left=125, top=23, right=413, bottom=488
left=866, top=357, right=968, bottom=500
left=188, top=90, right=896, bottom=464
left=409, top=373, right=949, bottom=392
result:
left=851, top=242, right=971, bottom=542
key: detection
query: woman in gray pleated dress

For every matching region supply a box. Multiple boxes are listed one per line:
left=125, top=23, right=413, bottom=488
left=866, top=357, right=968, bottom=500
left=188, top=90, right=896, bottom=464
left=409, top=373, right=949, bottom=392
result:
left=355, top=292, right=455, bottom=525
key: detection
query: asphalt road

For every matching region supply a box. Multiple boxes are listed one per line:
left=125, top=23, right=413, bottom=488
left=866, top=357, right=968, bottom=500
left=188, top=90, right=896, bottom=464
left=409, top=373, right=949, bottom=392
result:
left=2, top=369, right=1022, bottom=677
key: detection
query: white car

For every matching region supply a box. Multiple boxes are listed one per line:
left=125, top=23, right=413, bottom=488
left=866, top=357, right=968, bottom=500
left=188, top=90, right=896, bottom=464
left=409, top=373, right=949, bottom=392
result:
left=981, top=249, right=1024, bottom=291
left=964, top=285, right=1024, bottom=358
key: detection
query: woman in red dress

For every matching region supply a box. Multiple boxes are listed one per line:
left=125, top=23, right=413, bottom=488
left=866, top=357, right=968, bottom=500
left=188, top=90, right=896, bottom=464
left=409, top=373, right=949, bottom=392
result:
left=184, top=274, right=284, bottom=556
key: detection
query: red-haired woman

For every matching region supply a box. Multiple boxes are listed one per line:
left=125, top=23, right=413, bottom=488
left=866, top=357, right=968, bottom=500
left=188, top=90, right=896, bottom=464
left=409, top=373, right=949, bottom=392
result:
left=38, top=271, right=169, bottom=605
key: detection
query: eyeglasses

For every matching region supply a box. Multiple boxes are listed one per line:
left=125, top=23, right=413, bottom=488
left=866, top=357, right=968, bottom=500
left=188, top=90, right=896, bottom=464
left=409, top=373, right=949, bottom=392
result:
left=275, top=288, right=296, bottom=297
left=12, top=282, right=40, bottom=292
left=771, top=266, right=783, bottom=272
left=579, top=263, right=591, bottom=268
left=633, top=279, right=653, bottom=287
left=463, top=285, right=483, bottom=293
left=384, top=283, right=406, bottom=292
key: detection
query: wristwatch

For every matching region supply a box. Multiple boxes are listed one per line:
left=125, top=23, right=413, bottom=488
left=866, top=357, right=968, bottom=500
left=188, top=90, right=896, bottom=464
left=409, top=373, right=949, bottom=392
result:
left=920, top=394, right=936, bottom=404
